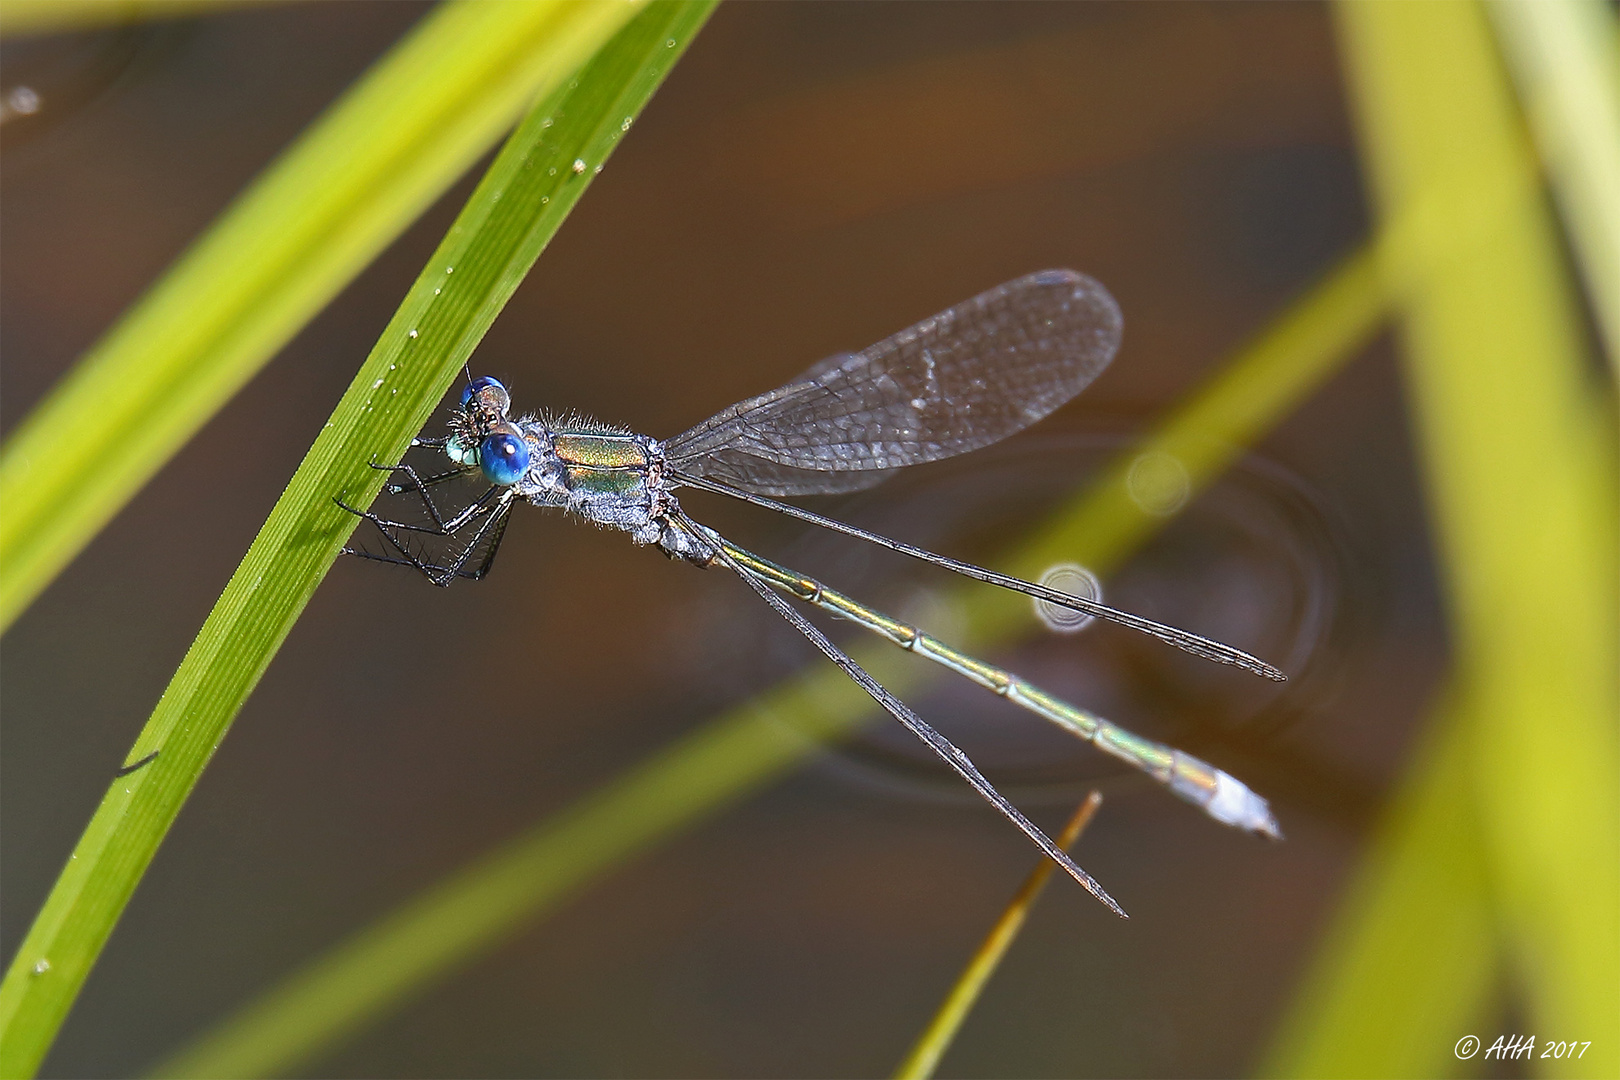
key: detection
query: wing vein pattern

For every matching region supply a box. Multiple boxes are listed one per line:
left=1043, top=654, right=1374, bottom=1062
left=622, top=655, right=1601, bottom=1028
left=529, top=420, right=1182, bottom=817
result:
left=665, top=270, right=1122, bottom=496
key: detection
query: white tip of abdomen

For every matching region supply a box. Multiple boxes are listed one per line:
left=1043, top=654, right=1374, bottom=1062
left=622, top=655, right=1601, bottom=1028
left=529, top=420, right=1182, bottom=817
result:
left=1208, top=770, right=1283, bottom=839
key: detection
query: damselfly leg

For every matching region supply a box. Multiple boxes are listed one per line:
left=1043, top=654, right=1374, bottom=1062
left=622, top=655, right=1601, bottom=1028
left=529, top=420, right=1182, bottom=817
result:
left=339, top=468, right=515, bottom=585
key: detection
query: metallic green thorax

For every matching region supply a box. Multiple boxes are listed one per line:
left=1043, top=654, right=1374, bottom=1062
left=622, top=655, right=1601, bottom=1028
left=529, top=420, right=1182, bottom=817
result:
left=553, top=431, right=650, bottom=497
left=552, top=432, right=648, bottom=469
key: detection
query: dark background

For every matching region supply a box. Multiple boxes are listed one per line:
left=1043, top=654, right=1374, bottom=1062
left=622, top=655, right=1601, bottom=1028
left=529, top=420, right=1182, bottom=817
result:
left=2, top=3, right=1448, bottom=1076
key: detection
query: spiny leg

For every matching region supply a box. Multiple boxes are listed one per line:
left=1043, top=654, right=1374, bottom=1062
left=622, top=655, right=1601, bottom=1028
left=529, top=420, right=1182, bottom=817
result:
left=459, top=497, right=514, bottom=581
left=376, top=459, right=480, bottom=499
left=408, top=490, right=514, bottom=585
left=670, top=508, right=1126, bottom=917
left=360, top=521, right=498, bottom=581
left=335, top=478, right=498, bottom=550
left=362, top=461, right=495, bottom=533
left=337, top=488, right=515, bottom=586
left=339, top=506, right=475, bottom=582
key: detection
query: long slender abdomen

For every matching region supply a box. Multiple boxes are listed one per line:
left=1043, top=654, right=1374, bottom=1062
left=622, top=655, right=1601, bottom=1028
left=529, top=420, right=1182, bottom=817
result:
left=719, top=539, right=1281, bottom=839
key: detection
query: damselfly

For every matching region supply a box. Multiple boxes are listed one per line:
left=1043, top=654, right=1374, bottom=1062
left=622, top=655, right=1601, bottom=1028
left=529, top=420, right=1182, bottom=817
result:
left=340, top=270, right=1285, bottom=917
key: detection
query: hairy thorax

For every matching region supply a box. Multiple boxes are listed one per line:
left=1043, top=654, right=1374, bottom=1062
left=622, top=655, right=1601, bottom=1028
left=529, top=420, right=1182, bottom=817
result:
left=509, top=422, right=714, bottom=563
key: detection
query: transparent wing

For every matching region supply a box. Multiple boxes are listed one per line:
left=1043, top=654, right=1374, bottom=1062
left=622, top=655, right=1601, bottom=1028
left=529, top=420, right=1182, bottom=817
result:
left=672, top=456, right=898, bottom=497
left=665, top=270, right=1122, bottom=496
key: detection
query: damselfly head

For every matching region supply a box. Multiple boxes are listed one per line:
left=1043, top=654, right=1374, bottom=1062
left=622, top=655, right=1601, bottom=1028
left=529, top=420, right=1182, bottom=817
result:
left=447, top=375, right=518, bottom=475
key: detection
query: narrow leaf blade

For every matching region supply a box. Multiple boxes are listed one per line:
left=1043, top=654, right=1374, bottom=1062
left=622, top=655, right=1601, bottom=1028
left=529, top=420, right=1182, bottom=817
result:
left=0, top=5, right=715, bottom=1076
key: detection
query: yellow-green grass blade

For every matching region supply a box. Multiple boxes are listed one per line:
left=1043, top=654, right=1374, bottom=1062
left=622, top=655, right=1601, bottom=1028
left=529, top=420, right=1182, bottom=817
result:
left=0, top=0, right=639, bottom=631
left=1267, top=4, right=1620, bottom=1077
left=1260, top=691, right=1500, bottom=1078
left=893, top=793, right=1104, bottom=1080
left=0, top=6, right=716, bottom=1077
left=0, top=0, right=290, bottom=38
left=155, top=244, right=1386, bottom=1079
left=1488, top=0, right=1620, bottom=378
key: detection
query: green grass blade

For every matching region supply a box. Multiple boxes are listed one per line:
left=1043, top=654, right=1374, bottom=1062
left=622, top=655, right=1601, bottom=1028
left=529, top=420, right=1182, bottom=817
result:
left=893, top=793, right=1104, bottom=1080
left=0, top=5, right=716, bottom=1076
left=0, top=0, right=637, bottom=631
left=1267, top=4, right=1620, bottom=1076
left=154, top=244, right=1385, bottom=1079
left=1489, top=0, right=1620, bottom=377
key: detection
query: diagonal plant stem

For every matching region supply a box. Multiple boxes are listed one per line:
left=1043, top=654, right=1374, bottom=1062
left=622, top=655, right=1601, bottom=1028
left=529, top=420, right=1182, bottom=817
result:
left=0, top=0, right=636, bottom=631
left=0, top=5, right=717, bottom=1077
left=894, top=792, right=1105, bottom=1080
left=153, top=242, right=1386, bottom=1079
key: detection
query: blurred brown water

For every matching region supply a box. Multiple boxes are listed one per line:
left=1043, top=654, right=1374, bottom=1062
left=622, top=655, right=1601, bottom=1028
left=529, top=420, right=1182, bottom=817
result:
left=1, top=3, right=1450, bottom=1076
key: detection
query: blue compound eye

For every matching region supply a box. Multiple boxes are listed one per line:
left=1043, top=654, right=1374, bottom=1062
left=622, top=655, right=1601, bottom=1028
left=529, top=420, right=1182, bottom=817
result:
left=460, top=375, right=507, bottom=408
left=479, top=431, right=529, bottom=486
